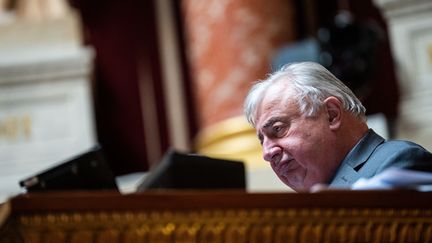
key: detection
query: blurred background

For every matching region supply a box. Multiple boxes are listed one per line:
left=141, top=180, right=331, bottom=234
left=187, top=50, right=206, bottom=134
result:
left=1, top=0, right=431, bottom=195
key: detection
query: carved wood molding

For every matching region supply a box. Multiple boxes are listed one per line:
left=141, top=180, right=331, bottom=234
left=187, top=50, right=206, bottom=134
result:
left=4, top=191, right=432, bottom=242
left=2, top=207, right=432, bottom=242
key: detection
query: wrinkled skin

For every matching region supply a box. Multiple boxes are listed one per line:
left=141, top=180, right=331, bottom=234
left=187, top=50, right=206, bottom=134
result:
left=255, top=84, right=344, bottom=191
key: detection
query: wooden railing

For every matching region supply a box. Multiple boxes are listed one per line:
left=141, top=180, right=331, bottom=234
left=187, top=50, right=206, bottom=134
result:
left=1, top=190, right=432, bottom=242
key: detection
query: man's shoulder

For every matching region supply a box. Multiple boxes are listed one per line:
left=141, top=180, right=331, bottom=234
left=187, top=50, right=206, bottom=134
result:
left=376, top=139, right=430, bottom=154
left=371, top=139, right=432, bottom=173
left=329, top=133, right=432, bottom=188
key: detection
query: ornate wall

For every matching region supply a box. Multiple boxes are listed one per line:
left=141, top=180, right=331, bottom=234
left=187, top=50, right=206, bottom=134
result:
left=375, top=0, right=432, bottom=150
left=0, top=0, right=95, bottom=202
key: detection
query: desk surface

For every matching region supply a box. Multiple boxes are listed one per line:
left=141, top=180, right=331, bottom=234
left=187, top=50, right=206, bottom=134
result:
left=10, top=189, right=432, bottom=212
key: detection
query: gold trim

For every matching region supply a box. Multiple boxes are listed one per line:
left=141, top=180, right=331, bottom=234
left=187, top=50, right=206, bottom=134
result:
left=4, top=208, right=432, bottom=242
left=194, top=116, right=265, bottom=169
left=429, top=43, right=432, bottom=64
left=195, top=116, right=253, bottom=147
left=0, top=202, right=10, bottom=228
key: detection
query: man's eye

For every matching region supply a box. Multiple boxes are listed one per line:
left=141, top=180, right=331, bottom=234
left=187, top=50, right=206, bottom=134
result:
left=273, top=125, right=283, bottom=133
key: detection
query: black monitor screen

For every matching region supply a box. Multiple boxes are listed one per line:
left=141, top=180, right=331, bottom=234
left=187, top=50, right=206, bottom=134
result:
left=19, top=146, right=118, bottom=192
left=137, top=150, right=246, bottom=191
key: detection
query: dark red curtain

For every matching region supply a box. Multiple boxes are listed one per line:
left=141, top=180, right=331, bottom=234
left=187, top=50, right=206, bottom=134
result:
left=69, top=0, right=169, bottom=175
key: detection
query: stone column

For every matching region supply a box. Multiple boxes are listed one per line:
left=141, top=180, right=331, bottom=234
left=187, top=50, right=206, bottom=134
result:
left=182, top=0, right=296, bottom=190
left=374, top=0, right=432, bottom=150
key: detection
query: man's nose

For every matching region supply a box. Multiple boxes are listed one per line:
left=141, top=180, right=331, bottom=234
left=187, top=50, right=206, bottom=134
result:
left=263, top=140, right=282, bottom=163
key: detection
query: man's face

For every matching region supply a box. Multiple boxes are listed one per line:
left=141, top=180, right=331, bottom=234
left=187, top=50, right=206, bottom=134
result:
left=255, top=85, right=339, bottom=191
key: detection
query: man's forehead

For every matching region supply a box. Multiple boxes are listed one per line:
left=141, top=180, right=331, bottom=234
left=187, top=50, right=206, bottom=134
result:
left=256, top=99, right=298, bottom=129
left=263, top=80, right=296, bottom=102
left=257, top=83, right=295, bottom=114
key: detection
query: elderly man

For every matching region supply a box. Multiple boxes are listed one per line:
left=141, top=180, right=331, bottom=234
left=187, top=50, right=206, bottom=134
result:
left=244, top=62, right=432, bottom=191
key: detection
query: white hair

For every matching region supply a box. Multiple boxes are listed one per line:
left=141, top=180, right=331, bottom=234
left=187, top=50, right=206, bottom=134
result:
left=244, top=62, right=366, bottom=127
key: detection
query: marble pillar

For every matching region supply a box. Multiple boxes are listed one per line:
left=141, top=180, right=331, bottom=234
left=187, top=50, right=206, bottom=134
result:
left=182, top=0, right=296, bottom=191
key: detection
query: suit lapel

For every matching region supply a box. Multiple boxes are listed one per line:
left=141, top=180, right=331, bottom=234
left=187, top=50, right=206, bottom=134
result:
left=329, top=129, right=385, bottom=188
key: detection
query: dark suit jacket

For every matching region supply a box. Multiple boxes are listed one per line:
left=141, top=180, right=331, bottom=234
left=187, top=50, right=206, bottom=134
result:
left=329, top=129, right=432, bottom=188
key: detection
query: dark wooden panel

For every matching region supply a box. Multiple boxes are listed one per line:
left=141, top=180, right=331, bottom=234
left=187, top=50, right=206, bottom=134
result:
left=10, top=190, right=432, bottom=212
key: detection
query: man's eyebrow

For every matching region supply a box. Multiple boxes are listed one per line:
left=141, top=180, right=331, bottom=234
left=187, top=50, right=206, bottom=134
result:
left=263, top=116, right=283, bottom=129
left=257, top=116, right=287, bottom=143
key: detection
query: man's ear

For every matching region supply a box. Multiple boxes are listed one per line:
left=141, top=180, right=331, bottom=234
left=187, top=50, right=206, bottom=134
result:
left=323, top=96, right=342, bottom=130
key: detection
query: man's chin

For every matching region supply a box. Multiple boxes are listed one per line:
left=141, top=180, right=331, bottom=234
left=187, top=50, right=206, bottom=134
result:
left=279, top=176, right=302, bottom=192
left=279, top=174, right=312, bottom=192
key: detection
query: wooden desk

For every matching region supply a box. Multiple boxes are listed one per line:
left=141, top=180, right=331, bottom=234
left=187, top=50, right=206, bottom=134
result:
left=1, top=190, right=432, bottom=242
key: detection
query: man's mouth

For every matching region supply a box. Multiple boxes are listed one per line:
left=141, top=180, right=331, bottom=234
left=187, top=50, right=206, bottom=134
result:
left=275, top=159, right=295, bottom=173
